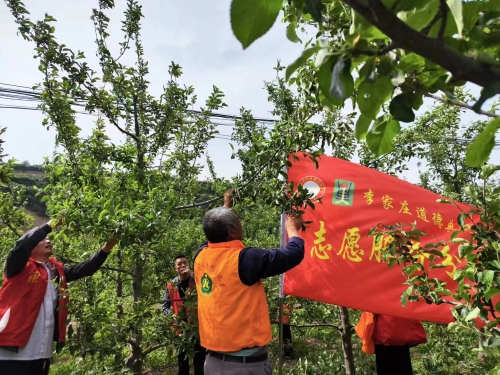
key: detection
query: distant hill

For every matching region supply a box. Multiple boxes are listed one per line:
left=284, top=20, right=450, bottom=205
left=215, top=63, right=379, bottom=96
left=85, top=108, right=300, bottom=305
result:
left=11, top=163, right=217, bottom=226
left=11, top=163, right=48, bottom=224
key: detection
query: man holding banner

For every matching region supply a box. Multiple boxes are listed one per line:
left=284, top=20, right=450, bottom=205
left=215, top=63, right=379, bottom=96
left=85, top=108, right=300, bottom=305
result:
left=194, top=193, right=304, bottom=375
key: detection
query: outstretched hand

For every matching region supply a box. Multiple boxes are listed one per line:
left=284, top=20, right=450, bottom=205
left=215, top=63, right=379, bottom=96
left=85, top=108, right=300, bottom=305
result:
left=49, top=218, right=63, bottom=229
left=223, top=189, right=234, bottom=208
left=102, top=233, right=120, bottom=254
left=284, top=213, right=303, bottom=237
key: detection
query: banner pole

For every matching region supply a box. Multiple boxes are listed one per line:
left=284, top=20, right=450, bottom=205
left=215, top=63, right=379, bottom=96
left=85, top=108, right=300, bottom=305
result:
left=278, top=212, right=286, bottom=375
left=278, top=165, right=288, bottom=375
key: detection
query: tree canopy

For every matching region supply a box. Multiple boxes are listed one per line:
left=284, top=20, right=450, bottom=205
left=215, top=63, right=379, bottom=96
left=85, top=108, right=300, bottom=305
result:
left=229, top=0, right=500, bottom=166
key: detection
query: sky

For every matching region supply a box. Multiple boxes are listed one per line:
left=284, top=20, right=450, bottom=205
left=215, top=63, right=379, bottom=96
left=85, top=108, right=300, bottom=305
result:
left=1, top=0, right=498, bottom=183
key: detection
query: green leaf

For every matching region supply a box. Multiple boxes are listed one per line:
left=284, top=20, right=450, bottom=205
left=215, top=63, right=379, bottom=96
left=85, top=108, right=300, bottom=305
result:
left=400, top=286, right=413, bottom=307
left=463, top=1, right=482, bottom=32
left=366, top=115, right=401, bottom=156
left=230, top=0, right=282, bottom=49
left=391, top=69, right=405, bottom=86
left=472, top=82, right=500, bottom=114
left=399, top=0, right=440, bottom=31
left=329, top=58, right=354, bottom=101
left=305, top=0, right=325, bottom=23
left=286, top=47, right=321, bottom=81
left=457, top=212, right=466, bottom=228
left=389, top=94, right=415, bottom=123
left=485, top=287, right=500, bottom=301
left=424, top=249, right=444, bottom=258
left=481, top=164, right=500, bottom=180
left=355, top=115, right=372, bottom=141
left=330, top=58, right=346, bottom=101
left=318, top=56, right=342, bottom=107
left=286, top=23, right=301, bottom=43
left=398, top=53, right=426, bottom=73
left=465, top=117, right=500, bottom=167
left=446, top=0, right=463, bottom=36
left=465, top=307, right=480, bottom=321
left=357, top=76, right=394, bottom=119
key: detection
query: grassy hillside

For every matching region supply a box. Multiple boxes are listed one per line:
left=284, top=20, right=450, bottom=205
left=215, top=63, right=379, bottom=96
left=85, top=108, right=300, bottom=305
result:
left=11, top=163, right=48, bottom=223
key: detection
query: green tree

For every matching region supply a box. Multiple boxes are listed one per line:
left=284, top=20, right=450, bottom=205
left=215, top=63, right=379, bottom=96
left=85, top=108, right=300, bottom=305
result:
left=3, top=2, right=354, bottom=373
left=229, top=0, right=500, bottom=166
left=359, top=89, right=490, bottom=199
left=0, top=128, right=32, bottom=256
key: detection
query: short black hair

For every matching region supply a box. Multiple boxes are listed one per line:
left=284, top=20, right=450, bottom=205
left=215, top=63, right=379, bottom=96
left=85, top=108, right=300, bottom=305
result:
left=174, top=254, right=188, bottom=264
left=202, top=207, right=238, bottom=243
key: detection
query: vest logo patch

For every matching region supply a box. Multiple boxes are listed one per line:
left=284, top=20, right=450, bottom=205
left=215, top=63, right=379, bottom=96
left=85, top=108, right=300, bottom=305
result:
left=201, top=273, right=213, bottom=295
left=28, top=271, right=41, bottom=283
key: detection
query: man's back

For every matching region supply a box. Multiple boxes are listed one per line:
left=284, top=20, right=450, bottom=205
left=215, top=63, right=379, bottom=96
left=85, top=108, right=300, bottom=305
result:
left=195, top=240, right=272, bottom=352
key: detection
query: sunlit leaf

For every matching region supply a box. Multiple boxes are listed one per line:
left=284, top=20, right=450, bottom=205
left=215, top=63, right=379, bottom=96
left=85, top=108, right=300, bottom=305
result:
left=230, top=0, right=282, bottom=49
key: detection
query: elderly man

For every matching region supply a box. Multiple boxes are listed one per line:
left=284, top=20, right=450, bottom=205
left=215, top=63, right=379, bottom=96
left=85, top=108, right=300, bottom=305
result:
left=0, top=220, right=117, bottom=375
left=194, top=191, right=304, bottom=375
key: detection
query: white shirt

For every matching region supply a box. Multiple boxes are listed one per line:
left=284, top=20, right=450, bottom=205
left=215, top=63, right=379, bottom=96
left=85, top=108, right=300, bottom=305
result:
left=0, top=263, right=57, bottom=360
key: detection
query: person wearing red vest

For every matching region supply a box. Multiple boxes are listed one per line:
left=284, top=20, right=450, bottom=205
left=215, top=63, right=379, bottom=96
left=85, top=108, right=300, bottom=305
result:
left=163, top=254, right=205, bottom=375
left=0, top=220, right=117, bottom=375
left=355, top=312, right=427, bottom=375
left=281, top=298, right=294, bottom=359
left=194, top=190, right=305, bottom=375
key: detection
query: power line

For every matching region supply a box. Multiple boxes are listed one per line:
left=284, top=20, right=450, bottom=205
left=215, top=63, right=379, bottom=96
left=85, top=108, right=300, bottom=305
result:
left=1, top=82, right=499, bottom=149
left=0, top=83, right=278, bottom=128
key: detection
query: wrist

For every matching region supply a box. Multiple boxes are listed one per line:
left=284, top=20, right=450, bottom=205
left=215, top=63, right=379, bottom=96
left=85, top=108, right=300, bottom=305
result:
left=101, top=245, right=112, bottom=253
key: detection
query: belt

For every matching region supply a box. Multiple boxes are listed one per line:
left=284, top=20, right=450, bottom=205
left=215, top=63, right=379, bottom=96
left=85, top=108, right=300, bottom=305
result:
left=208, top=351, right=268, bottom=363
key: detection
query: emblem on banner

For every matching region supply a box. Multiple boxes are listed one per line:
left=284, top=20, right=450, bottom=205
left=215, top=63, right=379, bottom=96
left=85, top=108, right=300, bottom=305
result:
left=332, top=179, right=355, bottom=206
left=298, top=176, right=326, bottom=200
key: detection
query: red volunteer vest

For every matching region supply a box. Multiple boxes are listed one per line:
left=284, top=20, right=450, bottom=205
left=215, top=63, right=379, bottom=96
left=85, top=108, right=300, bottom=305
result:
left=0, top=257, right=69, bottom=347
left=167, top=277, right=197, bottom=336
left=355, top=312, right=427, bottom=354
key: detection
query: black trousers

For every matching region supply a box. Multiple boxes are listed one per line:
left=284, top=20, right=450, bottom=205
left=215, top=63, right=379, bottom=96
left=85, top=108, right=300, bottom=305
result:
left=374, top=345, right=413, bottom=375
left=283, top=324, right=294, bottom=358
left=0, top=358, right=51, bottom=375
left=178, top=341, right=206, bottom=375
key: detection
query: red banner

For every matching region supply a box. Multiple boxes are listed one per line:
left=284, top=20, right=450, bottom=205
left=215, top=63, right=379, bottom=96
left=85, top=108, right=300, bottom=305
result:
left=283, top=154, right=475, bottom=324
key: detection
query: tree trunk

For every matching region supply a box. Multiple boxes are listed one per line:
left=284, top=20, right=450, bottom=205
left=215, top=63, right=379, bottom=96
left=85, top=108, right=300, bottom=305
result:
left=126, top=263, right=144, bottom=374
left=117, top=250, right=124, bottom=319
left=338, top=306, right=356, bottom=375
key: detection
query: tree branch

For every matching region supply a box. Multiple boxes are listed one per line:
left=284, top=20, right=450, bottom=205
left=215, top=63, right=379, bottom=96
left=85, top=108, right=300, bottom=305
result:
left=354, top=41, right=398, bottom=56
left=438, top=0, right=448, bottom=40
left=142, top=342, right=168, bottom=357
left=174, top=148, right=281, bottom=210
left=0, top=219, right=22, bottom=236
left=424, top=93, right=500, bottom=118
left=342, top=0, right=500, bottom=90
left=174, top=196, right=221, bottom=211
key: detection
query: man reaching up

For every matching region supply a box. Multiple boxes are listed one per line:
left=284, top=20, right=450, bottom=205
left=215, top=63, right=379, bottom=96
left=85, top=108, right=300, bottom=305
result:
left=194, top=191, right=305, bottom=374
left=0, top=220, right=117, bottom=375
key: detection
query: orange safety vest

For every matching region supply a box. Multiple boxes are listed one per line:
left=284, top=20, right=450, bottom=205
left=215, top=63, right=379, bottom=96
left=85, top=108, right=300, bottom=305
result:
left=194, top=240, right=272, bottom=352
left=355, top=312, right=427, bottom=354
left=166, top=277, right=197, bottom=336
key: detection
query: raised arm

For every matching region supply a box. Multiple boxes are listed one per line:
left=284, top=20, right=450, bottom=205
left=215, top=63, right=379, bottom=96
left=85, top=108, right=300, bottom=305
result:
left=238, top=214, right=305, bottom=286
left=5, top=222, right=53, bottom=278
left=64, top=240, right=117, bottom=283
